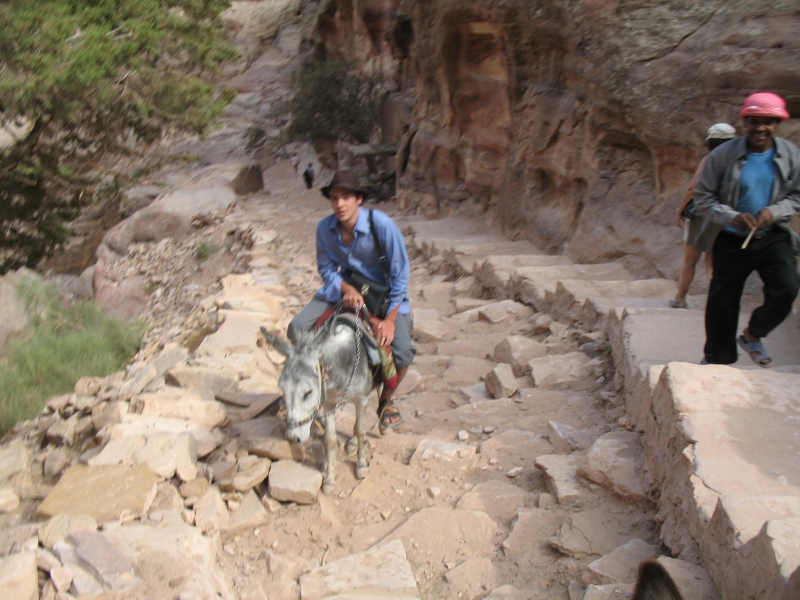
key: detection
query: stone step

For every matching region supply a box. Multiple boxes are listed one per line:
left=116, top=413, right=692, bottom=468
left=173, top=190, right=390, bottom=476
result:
left=547, top=278, right=678, bottom=329
left=632, top=362, right=800, bottom=600
left=508, top=263, right=635, bottom=312
left=474, top=255, right=573, bottom=298
left=441, top=241, right=543, bottom=277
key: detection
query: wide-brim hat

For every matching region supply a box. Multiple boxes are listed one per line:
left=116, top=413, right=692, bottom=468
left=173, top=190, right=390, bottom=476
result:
left=321, top=169, right=367, bottom=199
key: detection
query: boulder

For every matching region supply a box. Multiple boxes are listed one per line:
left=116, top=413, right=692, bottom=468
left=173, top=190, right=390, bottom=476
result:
left=484, top=363, right=518, bottom=399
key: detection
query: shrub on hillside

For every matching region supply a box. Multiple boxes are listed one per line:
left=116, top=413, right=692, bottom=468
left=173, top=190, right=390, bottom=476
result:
left=284, top=60, right=381, bottom=144
left=0, top=277, right=143, bottom=434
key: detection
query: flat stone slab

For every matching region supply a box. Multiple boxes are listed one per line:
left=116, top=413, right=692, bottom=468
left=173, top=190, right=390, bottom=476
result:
left=267, top=460, right=322, bottom=505
left=0, top=441, right=28, bottom=486
left=300, top=539, right=419, bottom=600
left=227, top=489, right=269, bottom=531
left=39, top=464, right=158, bottom=523
left=39, top=514, right=98, bottom=549
left=133, top=389, right=227, bottom=428
left=494, top=335, right=547, bottom=376
left=378, top=508, right=499, bottom=578
left=456, top=480, right=534, bottom=524
left=582, top=538, right=659, bottom=586
left=547, top=510, right=636, bottom=559
left=110, top=415, right=223, bottom=457
left=196, top=309, right=281, bottom=356
left=67, top=531, right=141, bottom=591
left=578, top=431, right=648, bottom=502
left=534, top=454, right=584, bottom=504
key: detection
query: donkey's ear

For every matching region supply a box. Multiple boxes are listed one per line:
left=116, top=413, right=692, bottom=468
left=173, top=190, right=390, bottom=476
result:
left=260, top=327, right=294, bottom=357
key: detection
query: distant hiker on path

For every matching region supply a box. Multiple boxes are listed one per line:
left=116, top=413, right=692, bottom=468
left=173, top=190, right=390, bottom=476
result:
left=287, top=169, right=415, bottom=432
left=303, top=163, right=314, bottom=189
left=694, top=92, right=800, bottom=366
left=291, top=153, right=299, bottom=175
left=670, top=123, right=737, bottom=309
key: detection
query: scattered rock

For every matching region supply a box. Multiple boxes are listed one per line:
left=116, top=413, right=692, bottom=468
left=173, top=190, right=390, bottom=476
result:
left=547, top=420, right=601, bottom=453
left=267, top=460, right=322, bottom=505
left=578, top=431, right=648, bottom=502
left=233, top=457, right=271, bottom=492
left=456, top=480, right=532, bottom=524
left=0, top=552, right=37, bottom=600
left=494, top=336, right=547, bottom=376
left=583, top=583, right=635, bottom=599
left=194, top=487, right=230, bottom=533
left=227, top=490, right=269, bottom=531
left=529, top=353, right=590, bottom=389
left=444, top=557, right=497, bottom=597
left=502, top=508, right=560, bottom=559
left=0, top=487, right=20, bottom=513
left=411, top=439, right=475, bottom=463
left=534, top=454, right=584, bottom=504
left=485, top=363, right=518, bottom=399
left=133, top=432, right=198, bottom=479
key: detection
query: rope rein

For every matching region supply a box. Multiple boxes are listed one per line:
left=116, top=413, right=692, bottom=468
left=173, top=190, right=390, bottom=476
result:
left=285, top=303, right=363, bottom=429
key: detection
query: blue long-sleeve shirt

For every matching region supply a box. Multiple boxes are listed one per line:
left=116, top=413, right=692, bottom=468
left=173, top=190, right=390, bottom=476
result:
left=314, top=208, right=411, bottom=315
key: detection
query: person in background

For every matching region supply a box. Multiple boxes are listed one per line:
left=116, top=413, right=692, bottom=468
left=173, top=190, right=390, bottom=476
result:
left=303, top=163, right=314, bottom=189
left=694, top=92, right=800, bottom=366
left=669, top=123, right=737, bottom=308
left=291, top=152, right=299, bottom=175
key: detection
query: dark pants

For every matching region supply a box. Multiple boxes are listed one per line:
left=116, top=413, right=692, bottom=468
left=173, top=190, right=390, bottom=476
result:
left=704, top=229, right=799, bottom=364
left=288, top=298, right=417, bottom=370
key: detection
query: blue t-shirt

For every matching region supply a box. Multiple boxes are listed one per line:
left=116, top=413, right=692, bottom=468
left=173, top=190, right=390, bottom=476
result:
left=724, top=147, right=776, bottom=235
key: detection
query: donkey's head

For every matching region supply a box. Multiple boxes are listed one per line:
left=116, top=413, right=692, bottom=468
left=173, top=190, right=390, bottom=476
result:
left=261, top=325, right=332, bottom=445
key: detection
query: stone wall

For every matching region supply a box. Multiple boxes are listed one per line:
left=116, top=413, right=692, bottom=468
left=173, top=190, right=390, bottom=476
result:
left=310, top=0, right=800, bottom=278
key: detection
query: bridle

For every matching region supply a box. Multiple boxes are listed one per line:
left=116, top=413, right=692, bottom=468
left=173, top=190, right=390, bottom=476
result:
left=285, top=303, right=364, bottom=429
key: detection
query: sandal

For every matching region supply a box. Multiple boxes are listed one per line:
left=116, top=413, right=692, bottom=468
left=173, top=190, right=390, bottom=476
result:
left=737, top=335, right=773, bottom=367
left=669, top=298, right=688, bottom=309
left=378, top=400, right=402, bottom=435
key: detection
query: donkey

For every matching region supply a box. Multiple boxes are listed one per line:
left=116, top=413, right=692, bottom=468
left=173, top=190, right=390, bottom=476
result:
left=261, top=314, right=377, bottom=494
left=632, top=560, right=683, bottom=600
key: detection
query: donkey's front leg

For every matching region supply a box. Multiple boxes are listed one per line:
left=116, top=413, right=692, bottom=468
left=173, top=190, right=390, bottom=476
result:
left=322, top=413, right=337, bottom=495
left=354, top=396, right=369, bottom=480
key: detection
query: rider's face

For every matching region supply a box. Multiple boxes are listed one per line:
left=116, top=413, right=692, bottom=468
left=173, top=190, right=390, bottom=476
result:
left=329, top=188, right=362, bottom=226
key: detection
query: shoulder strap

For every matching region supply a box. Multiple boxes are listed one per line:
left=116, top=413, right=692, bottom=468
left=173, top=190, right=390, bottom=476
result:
left=368, top=209, right=390, bottom=282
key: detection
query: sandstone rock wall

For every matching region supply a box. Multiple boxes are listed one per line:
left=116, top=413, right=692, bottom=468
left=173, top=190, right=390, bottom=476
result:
left=310, top=0, right=800, bottom=278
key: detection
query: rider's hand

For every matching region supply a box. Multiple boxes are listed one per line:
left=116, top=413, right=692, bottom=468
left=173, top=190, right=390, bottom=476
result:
left=675, top=212, right=685, bottom=228
left=754, top=208, right=773, bottom=230
left=732, top=213, right=757, bottom=232
left=373, top=318, right=395, bottom=349
left=341, top=282, right=364, bottom=309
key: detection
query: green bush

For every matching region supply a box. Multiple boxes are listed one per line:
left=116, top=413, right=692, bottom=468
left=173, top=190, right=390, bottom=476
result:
left=0, top=277, right=143, bottom=434
left=285, top=60, right=381, bottom=144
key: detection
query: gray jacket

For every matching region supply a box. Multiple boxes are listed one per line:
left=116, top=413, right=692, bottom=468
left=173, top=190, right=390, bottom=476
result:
left=693, top=135, right=800, bottom=254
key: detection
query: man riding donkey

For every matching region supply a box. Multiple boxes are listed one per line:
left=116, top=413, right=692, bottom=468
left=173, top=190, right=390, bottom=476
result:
left=287, top=169, right=416, bottom=432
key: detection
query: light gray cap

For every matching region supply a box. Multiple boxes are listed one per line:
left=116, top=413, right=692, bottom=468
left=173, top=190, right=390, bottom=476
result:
left=705, top=123, right=737, bottom=140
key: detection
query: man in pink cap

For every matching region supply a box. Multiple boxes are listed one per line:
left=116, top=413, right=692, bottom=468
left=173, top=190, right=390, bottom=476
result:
left=694, top=92, right=800, bottom=366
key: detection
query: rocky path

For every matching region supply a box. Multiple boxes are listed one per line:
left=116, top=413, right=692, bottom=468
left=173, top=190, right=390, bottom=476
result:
left=0, top=157, right=732, bottom=600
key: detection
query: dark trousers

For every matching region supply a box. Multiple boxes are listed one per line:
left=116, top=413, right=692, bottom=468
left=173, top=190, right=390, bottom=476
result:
left=704, top=229, right=799, bottom=364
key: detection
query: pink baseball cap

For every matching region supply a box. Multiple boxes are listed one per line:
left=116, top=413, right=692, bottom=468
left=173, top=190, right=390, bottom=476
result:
left=739, top=92, right=790, bottom=121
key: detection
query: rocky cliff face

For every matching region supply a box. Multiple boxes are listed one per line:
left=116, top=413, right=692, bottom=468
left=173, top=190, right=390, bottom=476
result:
left=311, top=0, right=800, bottom=278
